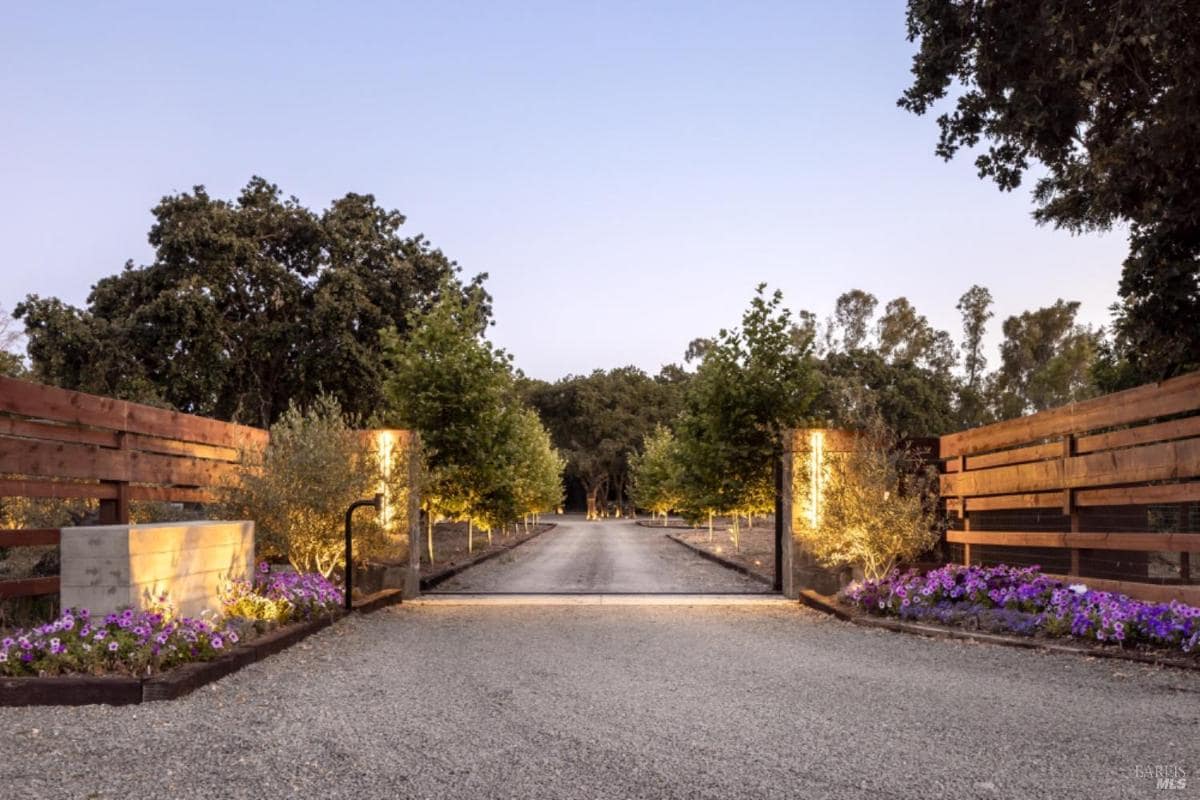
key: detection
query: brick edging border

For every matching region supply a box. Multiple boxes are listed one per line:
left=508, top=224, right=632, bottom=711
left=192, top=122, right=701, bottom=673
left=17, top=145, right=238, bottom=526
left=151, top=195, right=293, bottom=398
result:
left=665, top=532, right=774, bottom=587
left=420, top=523, right=557, bottom=590
left=797, top=589, right=1200, bottom=672
left=0, top=588, right=405, bottom=707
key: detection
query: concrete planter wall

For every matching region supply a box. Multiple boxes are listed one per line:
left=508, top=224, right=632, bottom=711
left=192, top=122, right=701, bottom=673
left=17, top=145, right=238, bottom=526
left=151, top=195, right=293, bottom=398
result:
left=60, top=521, right=254, bottom=618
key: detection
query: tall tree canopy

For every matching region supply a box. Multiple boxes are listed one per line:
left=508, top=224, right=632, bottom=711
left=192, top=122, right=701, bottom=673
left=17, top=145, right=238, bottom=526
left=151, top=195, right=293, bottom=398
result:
left=675, top=285, right=818, bottom=524
left=955, top=284, right=995, bottom=427
left=522, top=366, right=686, bottom=517
left=991, top=300, right=1102, bottom=418
left=16, top=177, right=488, bottom=427
left=900, top=0, right=1200, bottom=376
left=382, top=288, right=513, bottom=530
left=813, top=290, right=959, bottom=436
left=381, top=288, right=562, bottom=551
left=0, top=305, right=25, bottom=378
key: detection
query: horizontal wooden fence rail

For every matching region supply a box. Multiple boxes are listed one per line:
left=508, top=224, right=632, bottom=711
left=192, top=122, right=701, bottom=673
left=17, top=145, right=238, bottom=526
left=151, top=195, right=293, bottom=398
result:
left=0, top=377, right=270, bottom=601
left=939, top=370, right=1200, bottom=602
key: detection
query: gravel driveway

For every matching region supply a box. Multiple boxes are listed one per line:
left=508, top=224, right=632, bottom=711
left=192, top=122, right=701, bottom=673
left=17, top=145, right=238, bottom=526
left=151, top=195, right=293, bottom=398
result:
left=2, top=604, right=1196, bottom=799
left=435, top=516, right=770, bottom=593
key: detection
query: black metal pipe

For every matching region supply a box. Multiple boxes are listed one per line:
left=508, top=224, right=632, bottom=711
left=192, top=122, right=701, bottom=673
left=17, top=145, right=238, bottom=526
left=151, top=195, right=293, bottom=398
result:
left=773, top=452, right=784, bottom=592
left=344, top=493, right=383, bottom=611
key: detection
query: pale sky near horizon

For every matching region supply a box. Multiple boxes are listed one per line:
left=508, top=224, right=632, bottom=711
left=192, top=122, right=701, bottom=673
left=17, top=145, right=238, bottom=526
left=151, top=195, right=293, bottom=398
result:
left=0, top=1, right=1127, bottom=380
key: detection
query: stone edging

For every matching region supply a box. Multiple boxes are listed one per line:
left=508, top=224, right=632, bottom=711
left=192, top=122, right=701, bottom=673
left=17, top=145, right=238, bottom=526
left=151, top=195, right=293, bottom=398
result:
left=420, top=524, right=556, bottom=590
left=0, top=588, right=404, bottom=707
left=797, top=589, right=1200, bottom=672
left=665, top=533, right=773, bottom=587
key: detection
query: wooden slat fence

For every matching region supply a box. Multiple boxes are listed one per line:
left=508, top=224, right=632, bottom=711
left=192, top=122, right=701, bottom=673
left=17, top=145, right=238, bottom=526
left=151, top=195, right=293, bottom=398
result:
left=0, top=376, right=269, bottom=600
left=940, top=370, right=1200, bottom=602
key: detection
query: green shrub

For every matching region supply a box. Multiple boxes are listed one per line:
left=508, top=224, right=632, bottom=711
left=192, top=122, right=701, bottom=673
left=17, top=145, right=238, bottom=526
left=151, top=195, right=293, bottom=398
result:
left=221, top=395, right=388, bottom=578
left=795, top=416, right=941, bottom=581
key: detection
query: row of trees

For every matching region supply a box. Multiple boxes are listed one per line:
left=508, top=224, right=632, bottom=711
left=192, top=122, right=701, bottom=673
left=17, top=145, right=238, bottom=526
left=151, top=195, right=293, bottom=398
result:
left=553, top=281, right=1133, bottom=525
left=623, top=276, right=1160, bottom=553
left=520, top=366, right=687, bottom=518
left=381, top=288, right=564, bottom=557
left=627, top=286, right=814, bottom=547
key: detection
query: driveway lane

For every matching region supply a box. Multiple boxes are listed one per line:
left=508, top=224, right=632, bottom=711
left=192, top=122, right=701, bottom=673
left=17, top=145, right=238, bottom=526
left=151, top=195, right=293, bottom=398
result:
left=434, top=515, right=770, bottom=593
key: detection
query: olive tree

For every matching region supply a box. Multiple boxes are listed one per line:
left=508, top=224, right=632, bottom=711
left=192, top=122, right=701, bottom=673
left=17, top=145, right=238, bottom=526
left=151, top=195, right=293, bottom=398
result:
left=794, top=416, right=941, bottom=582
left=222, top=395, right=387, bottom=578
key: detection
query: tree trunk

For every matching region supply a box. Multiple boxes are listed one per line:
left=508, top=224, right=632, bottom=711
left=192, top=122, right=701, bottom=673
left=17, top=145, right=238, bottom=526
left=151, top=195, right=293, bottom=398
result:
left=732, top=515, right=740, bottom=553
left=708, top=512, right=713, bottom=543
left=468, top=519, right=473, bottom=554
left=427, top=512, right=434, bottom=563
left=487, top=526, right=493, bottom=546
left=585, top=479, right=607, bottom=521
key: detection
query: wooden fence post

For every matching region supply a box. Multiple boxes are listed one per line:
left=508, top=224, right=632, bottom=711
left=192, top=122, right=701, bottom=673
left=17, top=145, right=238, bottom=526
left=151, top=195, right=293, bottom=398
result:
left=958, top=454, right=970, bottom=566
left=1062, top=434, right=1080, bottom=576
left=406, top=432, right=422, bottom=597
left=98, top=431, right=131, bottom=524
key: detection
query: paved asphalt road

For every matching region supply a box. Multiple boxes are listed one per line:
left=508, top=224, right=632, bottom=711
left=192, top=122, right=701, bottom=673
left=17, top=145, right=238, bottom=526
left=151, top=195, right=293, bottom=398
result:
left=435, top=516, right=771, bottom=593
left=2, top=604, right=1196, bottom=799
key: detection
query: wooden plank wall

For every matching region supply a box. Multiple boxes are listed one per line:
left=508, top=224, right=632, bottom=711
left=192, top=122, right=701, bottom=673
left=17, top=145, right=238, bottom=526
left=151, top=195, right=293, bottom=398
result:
left=0, top=376, right=269, bottom=599
left=940, top=370, right=1200, bottom=600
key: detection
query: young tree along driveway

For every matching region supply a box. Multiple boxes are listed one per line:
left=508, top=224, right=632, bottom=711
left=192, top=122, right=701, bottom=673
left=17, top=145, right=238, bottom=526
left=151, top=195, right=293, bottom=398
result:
left=1, top=605, right=1194, bottom=799
left=434, top=515, right=769, bottom=593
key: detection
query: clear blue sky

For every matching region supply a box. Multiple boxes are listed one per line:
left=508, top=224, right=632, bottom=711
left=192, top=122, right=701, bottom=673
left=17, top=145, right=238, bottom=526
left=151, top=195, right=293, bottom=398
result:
left=0, top=1, right=1126, bottom=380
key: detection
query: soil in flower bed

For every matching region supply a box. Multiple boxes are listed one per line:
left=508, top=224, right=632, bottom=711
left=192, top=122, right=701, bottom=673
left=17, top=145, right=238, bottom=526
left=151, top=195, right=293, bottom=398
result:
left=419, top=521, right=554, bottom=577
left=670, top=524, right=775, bottom=584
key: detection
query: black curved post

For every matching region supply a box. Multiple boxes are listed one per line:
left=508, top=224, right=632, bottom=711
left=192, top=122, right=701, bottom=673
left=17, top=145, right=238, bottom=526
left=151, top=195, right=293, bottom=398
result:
left=344, top=493, right=383, bottom=611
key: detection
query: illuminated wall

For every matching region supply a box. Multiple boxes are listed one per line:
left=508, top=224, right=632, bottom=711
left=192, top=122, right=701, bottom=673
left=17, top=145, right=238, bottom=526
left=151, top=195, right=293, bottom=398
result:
left=782, top=427, right=858, bottom=598
left=60, top=521, right=254, bottom=618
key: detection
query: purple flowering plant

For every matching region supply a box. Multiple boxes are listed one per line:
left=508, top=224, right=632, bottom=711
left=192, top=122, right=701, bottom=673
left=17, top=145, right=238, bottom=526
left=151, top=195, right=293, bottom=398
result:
left=841, top=563, right=1200, bottom=655
left=0, top=566, right=342, bottom=677
left=220, top=563, right=343, bottom=626
left=0, top=607, right=237, bottom=678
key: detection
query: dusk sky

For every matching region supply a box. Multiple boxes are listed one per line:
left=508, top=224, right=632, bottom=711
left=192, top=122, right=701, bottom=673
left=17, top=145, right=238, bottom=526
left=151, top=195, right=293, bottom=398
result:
left=1, top=1, right=1128, bottom=380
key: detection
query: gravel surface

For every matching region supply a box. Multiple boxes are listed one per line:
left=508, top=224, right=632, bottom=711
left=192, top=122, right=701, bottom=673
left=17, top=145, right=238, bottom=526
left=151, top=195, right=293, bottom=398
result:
left=2, top=604, right=1196, bottom=799
left=435, top=516, right=770, bottom=593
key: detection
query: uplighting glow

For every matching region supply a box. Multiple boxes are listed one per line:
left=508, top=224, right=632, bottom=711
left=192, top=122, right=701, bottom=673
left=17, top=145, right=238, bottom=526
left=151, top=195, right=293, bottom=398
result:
left=376, top=430, right=395, bottom=529
left=808, top=430, right=825, bottom=528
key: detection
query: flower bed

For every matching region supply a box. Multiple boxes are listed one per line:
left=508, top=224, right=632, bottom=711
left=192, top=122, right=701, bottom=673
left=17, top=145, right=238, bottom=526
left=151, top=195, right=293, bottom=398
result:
left=841, top=564, right=1200, bottom=656
left=0, top=565, right=343, bottom=678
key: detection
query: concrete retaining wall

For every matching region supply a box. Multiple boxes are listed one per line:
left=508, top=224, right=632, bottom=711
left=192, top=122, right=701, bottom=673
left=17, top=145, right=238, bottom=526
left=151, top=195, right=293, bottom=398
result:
left=60, top=521, right=254, bottom=618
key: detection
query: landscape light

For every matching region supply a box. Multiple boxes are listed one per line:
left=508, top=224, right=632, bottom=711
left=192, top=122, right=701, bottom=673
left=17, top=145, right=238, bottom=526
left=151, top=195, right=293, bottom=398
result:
left=376, top=430, right=395, bottom=529
left=808, top=430, right=825, bottom=528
